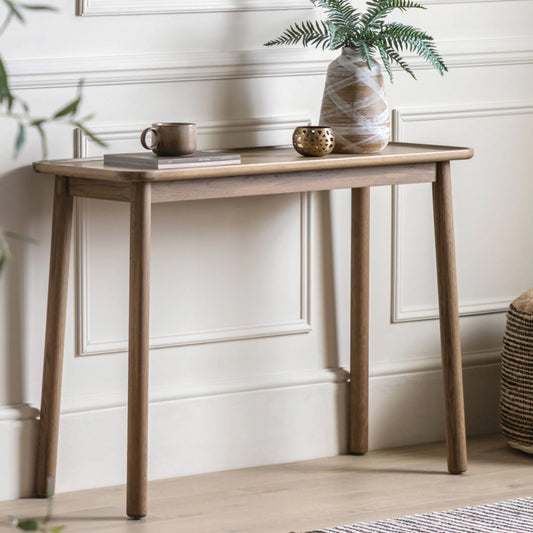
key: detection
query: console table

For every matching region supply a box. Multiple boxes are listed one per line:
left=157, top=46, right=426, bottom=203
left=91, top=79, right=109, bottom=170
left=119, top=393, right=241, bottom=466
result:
left=33, top=142, right=473, bottom=518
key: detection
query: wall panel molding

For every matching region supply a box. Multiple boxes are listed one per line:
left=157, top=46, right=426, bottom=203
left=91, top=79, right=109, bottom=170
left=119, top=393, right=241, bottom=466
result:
left=7, top=37, right=533, bottom=90
left=77, top=0, right=311, bottom=16
left=391, top=102, right=533, bottom=323
left=74, top=116, right=312, bottom=356
left=0, top=404, right=39, bottom=422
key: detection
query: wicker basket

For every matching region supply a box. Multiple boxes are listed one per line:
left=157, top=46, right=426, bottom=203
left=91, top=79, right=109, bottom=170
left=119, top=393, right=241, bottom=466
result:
left=501, top=289, right=533, bottom=453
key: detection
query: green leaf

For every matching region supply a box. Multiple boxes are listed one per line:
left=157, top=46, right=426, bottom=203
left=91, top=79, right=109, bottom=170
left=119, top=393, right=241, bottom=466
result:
left=4, top=230, right=38, bottom=244
left=361, top=0, right=425, bottom=31
left=0, top=55, right=13, bottom=105
left=4, top=0, right=26, bottom=23
left=73, top=122, right=108, bottom=148
left=360, top=41, right=373, bottom=69
left=385, top=45, right=416, bottom=79
left=19, top=4, right=58, bottom=11
left=16, top=518, right=41, bottom=531
left=314, top=0, right=360, bottom=30
left=52, top=96, right=81, bottom=119
left=47, top=526, right=66, bottom=533
left=78, top=113, right=95, bottom=122
left=327, top=20, right=346, bottom=49
left=14, top=122, right=26, bottom=157
left=0, top=234, right=11, bottom=275
left=264, top=19, right=330, bottom=49
left=376, top=42, right=393, bottom=82
left=18, top=98, right=29, bottom=113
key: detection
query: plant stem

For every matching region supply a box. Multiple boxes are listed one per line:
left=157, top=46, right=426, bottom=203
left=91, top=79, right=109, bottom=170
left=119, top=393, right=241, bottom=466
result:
left=0, top=11, right=13, bottom=38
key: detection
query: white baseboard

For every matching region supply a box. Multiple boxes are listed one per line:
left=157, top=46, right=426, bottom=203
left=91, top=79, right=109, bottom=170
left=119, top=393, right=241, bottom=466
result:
left=369, top=362, right=502, bottom=450
left=53, top=375, right=349, bottom=493
left=0, top=361, right=502, bottom=500
left=0, top=405, right=39, bottom=501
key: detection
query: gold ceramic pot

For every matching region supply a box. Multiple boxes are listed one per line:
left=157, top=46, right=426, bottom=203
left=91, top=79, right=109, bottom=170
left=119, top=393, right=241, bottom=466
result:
left=292, top=126, right=335, bottom=157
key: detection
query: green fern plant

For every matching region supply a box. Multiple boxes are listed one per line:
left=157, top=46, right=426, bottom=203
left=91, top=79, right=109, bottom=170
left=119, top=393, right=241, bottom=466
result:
left=264, top=0, right=447, bottom=82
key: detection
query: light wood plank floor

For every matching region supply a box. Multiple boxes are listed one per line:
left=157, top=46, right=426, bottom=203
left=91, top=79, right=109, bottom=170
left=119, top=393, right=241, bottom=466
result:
left=1, top=434, right=531, bottom=533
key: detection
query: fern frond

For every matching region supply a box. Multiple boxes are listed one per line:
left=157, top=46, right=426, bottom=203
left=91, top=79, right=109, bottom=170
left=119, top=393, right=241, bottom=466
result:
left=360, top=0, right=425, bottom=30
left=380, top=22, right=447, bottom=75
left=264, top=20, right=331, bottom=49
left=375, top=40, right=416, bottom=79
left=264, top=0, right=447, bottom=81
left=312, top=0, right=360, bottom=30
left=379, top=22, right=432, bottom=49
left=326, top=21, right=348, bottom=49
left=361, top=41, right=373, bottom=68
left=350, top=28, right=377, bottom=62
left=376, top=43, right=393, bottom=81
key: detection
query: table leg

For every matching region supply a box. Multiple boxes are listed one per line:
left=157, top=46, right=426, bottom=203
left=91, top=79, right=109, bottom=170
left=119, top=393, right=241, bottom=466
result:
left=35, top=176, right=74, bottom=497
left=350, top=187, right=370, bottom=454
left=432, top=161, right=467, bottom=474
left=127, top=183, right=151, bottom=518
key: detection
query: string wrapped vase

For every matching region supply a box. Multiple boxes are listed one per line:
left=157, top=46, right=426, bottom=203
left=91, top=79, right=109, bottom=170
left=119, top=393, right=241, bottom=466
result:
left=320, top=48, right=390, bottom=154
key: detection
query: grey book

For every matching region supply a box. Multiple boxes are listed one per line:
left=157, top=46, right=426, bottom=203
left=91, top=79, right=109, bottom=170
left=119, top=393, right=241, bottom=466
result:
left=103, top=151, right=241, bottom=169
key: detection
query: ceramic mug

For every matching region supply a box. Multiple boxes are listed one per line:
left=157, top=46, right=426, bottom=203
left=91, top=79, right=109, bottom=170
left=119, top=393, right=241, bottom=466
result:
left=140, top=122, right=197, bottom=156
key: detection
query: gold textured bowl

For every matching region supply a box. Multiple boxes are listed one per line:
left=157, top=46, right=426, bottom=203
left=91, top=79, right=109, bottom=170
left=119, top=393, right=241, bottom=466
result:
left=292, top=126, right=335, bottom=157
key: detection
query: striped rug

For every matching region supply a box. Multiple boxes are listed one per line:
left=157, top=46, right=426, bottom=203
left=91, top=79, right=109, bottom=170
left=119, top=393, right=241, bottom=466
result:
left=308, top=498, right=533, bottom=533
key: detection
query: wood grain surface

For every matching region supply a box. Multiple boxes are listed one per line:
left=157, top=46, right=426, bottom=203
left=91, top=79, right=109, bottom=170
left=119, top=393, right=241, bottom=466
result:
left=126, top=183, right=151, bottom=517
left=33, top=143, right=473, bottom=183
left=350, top=187, right=370, bottom=454
left=5, top=435, right=526, bottom=533
left=35, top=177, right=74, bottom=497
left=432, top=161, right=468, bottom=474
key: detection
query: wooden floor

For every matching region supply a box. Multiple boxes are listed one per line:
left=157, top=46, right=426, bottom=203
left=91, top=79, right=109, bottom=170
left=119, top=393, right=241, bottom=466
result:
left=1, top=434, right=532, bottom=533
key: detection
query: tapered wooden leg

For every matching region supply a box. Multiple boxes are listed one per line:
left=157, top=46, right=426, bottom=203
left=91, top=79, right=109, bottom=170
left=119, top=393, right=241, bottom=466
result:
left=432, top=162, right=467, bottom=474
left=35, top=176, right=74, bottom=497
left=350, top=187, right=370, bottom=454
left=127, top=183, right=151, bottom=518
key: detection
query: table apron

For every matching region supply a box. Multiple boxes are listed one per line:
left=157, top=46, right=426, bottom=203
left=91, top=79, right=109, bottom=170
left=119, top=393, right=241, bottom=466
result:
left=67, top=162, right=436, bottom=203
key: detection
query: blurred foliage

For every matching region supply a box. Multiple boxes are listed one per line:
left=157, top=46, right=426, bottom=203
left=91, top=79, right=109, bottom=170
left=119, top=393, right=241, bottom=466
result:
left=1, top=478, right=65, bottom=532
left=0, top=1, right=107, bottom=276
left=0, top=0, right=106, bottom=158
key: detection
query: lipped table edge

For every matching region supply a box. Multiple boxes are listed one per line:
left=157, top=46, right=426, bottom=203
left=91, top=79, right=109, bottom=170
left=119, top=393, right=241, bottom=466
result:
left=32, top=142, right=474, bottom=183
left=32, top=143, right=474, bottom=204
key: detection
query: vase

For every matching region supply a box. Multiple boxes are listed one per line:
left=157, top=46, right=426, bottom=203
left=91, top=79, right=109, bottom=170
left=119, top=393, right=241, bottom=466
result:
left=319, top=47, right=390, bottom=154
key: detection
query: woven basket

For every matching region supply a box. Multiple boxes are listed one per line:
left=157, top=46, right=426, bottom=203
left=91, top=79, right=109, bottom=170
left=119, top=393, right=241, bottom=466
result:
left=501, top=289, right=533, bottom=453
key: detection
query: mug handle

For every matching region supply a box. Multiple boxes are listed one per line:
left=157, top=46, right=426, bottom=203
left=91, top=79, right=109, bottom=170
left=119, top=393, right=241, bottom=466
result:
left=140, top=127, right=159, bottom=151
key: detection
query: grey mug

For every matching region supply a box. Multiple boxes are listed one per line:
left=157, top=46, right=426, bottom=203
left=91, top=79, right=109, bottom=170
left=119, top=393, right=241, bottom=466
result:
left=140, top=122, right=197, bottom=156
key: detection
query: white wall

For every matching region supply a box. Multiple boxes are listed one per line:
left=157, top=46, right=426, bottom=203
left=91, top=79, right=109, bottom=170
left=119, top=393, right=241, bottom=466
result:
left=0, top=0, right=532, bottom=500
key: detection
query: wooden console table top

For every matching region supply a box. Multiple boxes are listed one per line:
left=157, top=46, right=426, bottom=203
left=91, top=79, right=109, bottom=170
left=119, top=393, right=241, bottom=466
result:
left=33, top=142, right=473, bottom=182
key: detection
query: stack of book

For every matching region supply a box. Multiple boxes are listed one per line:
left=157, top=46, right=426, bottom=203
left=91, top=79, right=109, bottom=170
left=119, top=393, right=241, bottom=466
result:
left=103, top=151, right=241, bottom=169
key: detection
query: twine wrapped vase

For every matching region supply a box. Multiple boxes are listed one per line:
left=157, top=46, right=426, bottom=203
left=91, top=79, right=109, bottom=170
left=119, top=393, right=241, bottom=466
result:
left=319, top=48, right=390, bottom=154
